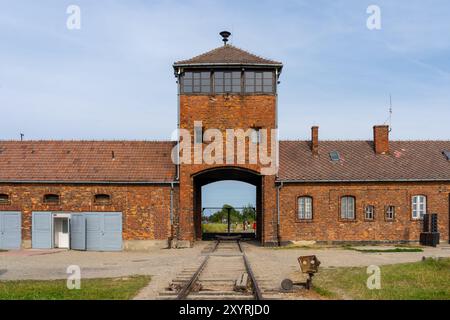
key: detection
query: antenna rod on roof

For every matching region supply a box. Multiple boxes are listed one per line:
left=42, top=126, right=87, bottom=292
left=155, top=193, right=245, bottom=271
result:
left=383, top=94, right=393, bottom=132
left=20, top=133, right=24, bottom=141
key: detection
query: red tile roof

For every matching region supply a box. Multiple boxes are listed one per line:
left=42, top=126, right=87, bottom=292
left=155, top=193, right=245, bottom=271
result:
left=279, top=140, right=450, bottom=182
left=1, top=140, right=449, bottom=183
left=174, top=45, right=282, bottom=67
left=0, top=141, right=176, bottom=183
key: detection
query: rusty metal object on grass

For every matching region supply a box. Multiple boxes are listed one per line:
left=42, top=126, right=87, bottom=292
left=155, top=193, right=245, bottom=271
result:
left=281, top=255, right=321, bottom=291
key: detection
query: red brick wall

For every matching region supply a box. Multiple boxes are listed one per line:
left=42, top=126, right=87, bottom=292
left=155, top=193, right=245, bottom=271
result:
left=178, top=94, right=278, bottom=244
left=0, top=184, right=174, bottom=241
left=278, top=182, right=450, bottom=243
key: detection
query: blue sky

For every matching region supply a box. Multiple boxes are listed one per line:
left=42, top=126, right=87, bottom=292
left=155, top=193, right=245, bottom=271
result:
left=1, top=0, right=450, bottom=141
left=1, top=1, right=449, bottom=206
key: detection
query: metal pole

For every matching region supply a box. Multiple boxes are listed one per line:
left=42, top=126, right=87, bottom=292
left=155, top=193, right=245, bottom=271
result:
left=227, top=207, right=231, bottom=234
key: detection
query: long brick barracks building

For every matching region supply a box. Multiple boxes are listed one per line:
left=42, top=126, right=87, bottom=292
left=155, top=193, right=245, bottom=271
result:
left=1, top=33, right=449, bottom=250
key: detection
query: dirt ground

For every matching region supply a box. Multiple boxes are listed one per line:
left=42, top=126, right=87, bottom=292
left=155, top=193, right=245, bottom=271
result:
left=242, top=242, right=450, bottom=298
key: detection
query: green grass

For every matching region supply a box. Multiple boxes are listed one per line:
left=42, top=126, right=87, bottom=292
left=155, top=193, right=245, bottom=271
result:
left=343, top=246, right=423, bottom=253
left=202, top=223, right=252, bottom=233
left=272, top=244, right=317, bottom=250
left=0, top=275, right=151, bottom=300
left=202, top=223, right=228, bottom=233
left=313, top=258, right=450, bottom=300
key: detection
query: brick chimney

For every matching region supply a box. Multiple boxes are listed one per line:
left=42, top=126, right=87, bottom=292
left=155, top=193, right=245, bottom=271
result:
left=373, top=125, right=390, bottom=154
left=311, top=126, right=319, bottom=155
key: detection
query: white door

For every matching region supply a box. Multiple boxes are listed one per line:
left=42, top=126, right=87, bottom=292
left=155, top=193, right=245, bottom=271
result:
left=57, top=218, right=69, bottom=248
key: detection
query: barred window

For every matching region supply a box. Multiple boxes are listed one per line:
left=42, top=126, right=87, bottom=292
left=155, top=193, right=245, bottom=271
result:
left=214, top=71, right=241, bottom=93
left=341, top=196, right=355, bottom=220
left=386, top=206, right=395, bottom=220
left=412, top=195, right=426, bottom=219
left=94, top=194, right=111, bottom=204
left=43, top=194, right=60, bottom=204
left=0, top=193, right=9, bottom=204
left=298, top=197, right=313, bottom=220
left=182, top=71, right=211, bottom=94
left=365, top=205, right=375, bottom=220
left=245, top=71, right=273, bottom=93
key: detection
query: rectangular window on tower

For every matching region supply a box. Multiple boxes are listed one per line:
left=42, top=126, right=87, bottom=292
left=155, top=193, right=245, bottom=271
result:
left=245, top=71, right=274, bottom=94
left=214, top=71, right=241, bottom=94
left=181, top=71, right=211, bottom=94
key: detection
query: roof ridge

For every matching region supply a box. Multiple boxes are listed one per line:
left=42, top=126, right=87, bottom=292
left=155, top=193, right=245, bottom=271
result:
left=174, top=44, right=282, bottom=66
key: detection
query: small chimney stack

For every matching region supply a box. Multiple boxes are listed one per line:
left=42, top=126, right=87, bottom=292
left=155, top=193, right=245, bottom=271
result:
left=373, top=125, right=390, bottom=154
left=311, top=126, right=319, bottom=155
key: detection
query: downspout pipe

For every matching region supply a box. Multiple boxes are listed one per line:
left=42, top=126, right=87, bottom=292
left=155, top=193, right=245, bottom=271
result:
left=276, top=181, right=283, bottom=246
left=175, top=67, right=181, bottom=181
left=169, top=181, right=174, bottom=248
left=275, top=67, right=282, bottom=246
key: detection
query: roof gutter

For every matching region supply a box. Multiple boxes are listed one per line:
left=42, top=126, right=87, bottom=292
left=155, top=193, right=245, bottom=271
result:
left=173, top=62, right=283, bottom=69
left=0, top=180, right=180, bottom=185
left=276, top=178, right=450, bottom=184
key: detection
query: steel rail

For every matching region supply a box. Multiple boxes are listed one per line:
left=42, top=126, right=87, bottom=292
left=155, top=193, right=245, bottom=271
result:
left=238, top=241, right=263, bottom=300
left=175, top=240, right=219, bottom=300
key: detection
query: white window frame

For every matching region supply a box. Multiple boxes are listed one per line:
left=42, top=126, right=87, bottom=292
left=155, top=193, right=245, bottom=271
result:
left=412, top=195, right=427, bottom=220
left=386, top=206, right=395, bottom=220
left=365, top=205, right=375, bottom=220
left=298, top=196, right=313, bottom=220
left=341, top=196, right=355, bottom=220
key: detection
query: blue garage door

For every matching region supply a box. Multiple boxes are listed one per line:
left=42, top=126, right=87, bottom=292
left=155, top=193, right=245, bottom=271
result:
left=86, top=212, right=122, bottom=251
left=32, top=212, right=53, bottom=249
left=0, top=211, right=22, bottom=250
left=70, top=214, right=86, bottom=250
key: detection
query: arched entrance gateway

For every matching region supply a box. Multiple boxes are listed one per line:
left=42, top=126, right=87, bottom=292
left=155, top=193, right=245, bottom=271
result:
left=192, top=167, right=263, bottom=241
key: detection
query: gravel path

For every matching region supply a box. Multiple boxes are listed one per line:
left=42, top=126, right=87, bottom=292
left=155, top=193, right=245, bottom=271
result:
left=1, top=242, right=448, bottom=300
left=0, top=244, right=208, bottom=282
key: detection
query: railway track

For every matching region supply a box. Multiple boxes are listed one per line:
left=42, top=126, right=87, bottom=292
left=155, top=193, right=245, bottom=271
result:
left=159, top=240, right=263, bottom=300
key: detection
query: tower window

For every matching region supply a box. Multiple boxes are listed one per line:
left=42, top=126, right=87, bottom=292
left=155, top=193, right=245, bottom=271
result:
left=251, top=128, right=261, bottom=144
left=245, top=71, right=273, bottom=93
left=194, top=126, right=203, bottom=144
left=214, top=71, right=241, bottom=93
left=182, top=71, right=210, bottom=94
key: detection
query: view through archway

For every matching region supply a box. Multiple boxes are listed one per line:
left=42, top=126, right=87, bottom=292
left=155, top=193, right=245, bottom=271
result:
left=201, top=181, right=256, bottom=237
left=192, top=167, right=263, bottom=241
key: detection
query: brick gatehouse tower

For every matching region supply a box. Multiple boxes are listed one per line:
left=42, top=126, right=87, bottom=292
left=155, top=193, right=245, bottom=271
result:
left=172, top=31, right=283, bottom=246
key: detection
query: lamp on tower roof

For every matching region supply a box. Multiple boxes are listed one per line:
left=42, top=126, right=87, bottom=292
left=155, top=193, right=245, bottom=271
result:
left=219, top=31, right=231, bottom=45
